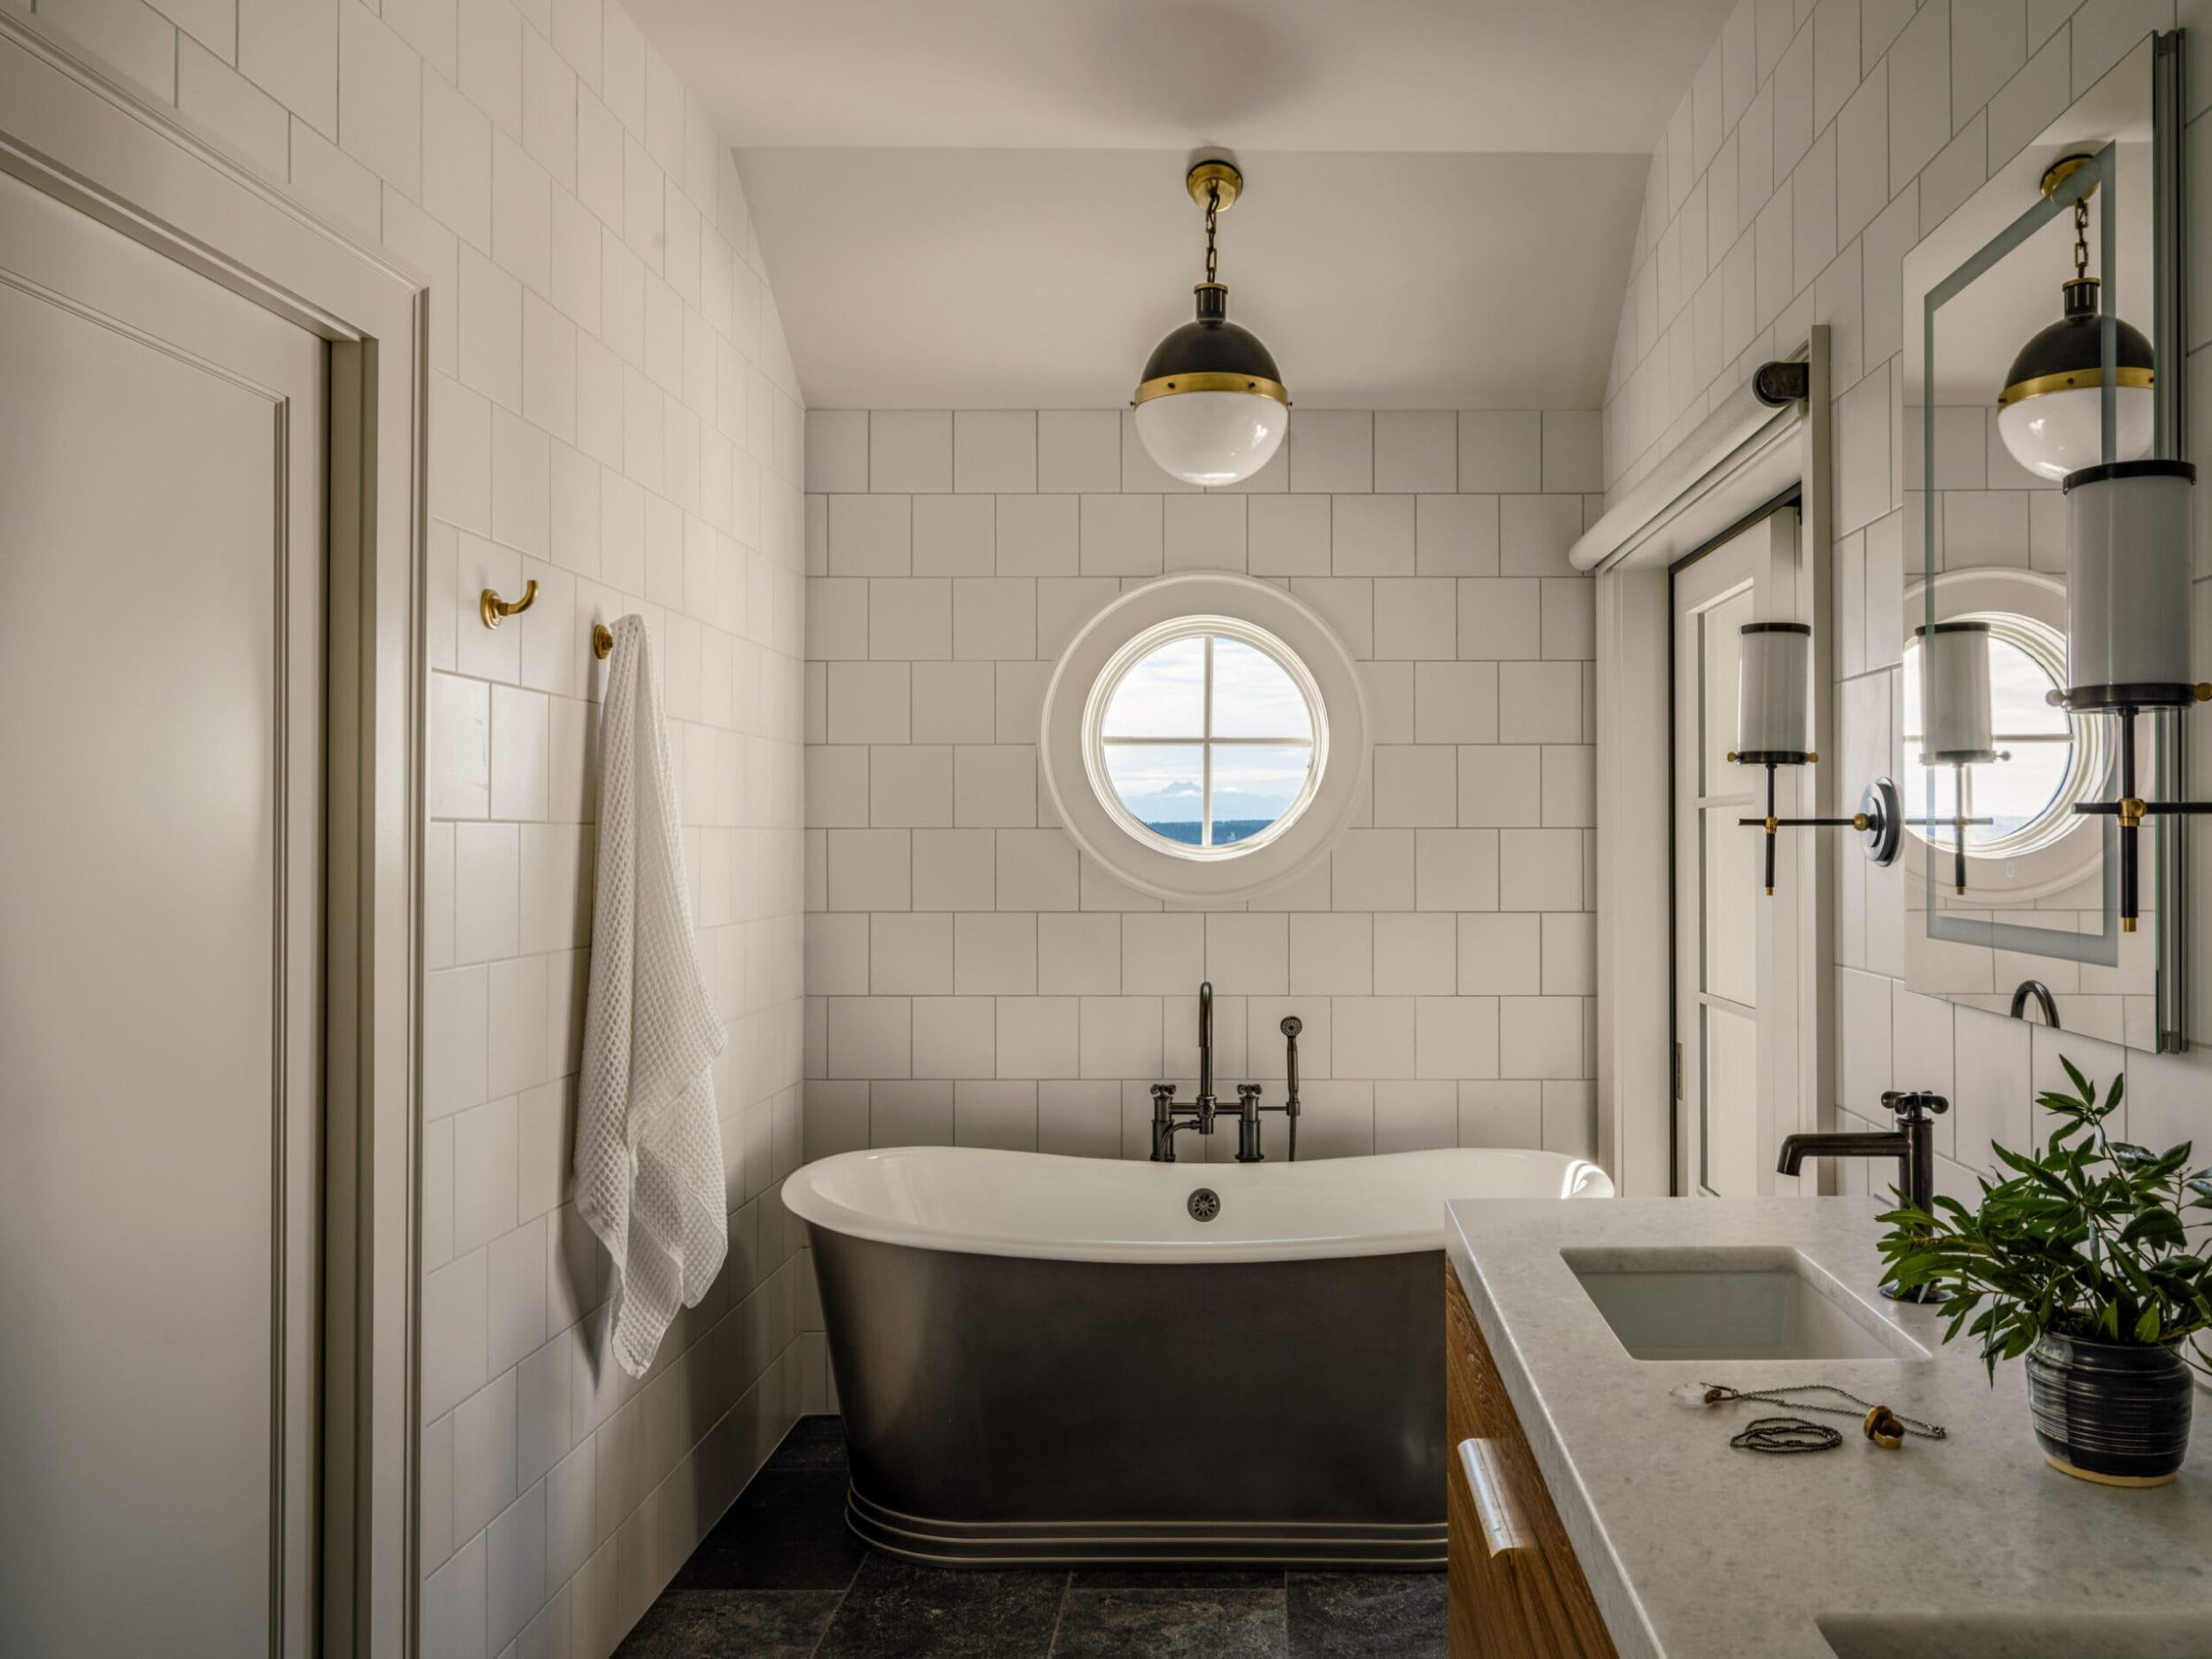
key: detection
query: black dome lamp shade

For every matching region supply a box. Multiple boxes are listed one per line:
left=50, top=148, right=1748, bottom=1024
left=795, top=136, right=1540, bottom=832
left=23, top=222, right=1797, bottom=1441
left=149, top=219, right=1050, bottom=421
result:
left=1996, top=155, right=2154, bottom=481
left=1131, top=160, right=1291, bottom=488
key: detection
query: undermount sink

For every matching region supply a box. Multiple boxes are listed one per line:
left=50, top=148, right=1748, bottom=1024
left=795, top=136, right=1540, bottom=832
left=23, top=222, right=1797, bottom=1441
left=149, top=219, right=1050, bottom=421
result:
left=1563, top=1246, right=1929, bottom=1362
left=1817, top=1612, right=2212, bottom=1658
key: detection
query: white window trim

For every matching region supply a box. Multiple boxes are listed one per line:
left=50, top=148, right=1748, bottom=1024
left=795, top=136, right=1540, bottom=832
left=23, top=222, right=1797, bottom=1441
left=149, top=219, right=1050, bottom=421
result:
left=1041, top=573, right=1369, bottom=904
left=1590, top=329, right=1835, bottom=1198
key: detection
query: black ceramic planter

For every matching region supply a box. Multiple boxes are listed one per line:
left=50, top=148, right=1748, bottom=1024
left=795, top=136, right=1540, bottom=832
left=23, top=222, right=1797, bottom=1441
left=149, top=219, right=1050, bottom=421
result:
left=2024, top=1330, right=2193, bottom=1486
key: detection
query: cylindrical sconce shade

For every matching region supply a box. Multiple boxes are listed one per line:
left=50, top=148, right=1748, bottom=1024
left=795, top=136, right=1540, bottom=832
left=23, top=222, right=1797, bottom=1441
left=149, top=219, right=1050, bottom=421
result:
left=2063, top=459, right=2197, bottom=709
left=1916, top=622, right=1997, bottom=764
left=1736, top=623, right=1812, bottom=764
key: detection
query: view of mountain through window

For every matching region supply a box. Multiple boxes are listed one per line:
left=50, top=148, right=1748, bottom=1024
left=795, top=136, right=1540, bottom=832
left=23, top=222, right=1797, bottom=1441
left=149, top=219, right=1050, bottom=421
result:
left=1097, top=631, right=1317, bottom=850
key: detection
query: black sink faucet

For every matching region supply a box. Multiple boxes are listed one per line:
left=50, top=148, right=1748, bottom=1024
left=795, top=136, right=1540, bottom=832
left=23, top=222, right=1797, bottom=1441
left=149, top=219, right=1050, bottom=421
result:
left=1777, top=1091, right=1948, bottom=1302
left=1150, top=985, right=1303, bottom=1162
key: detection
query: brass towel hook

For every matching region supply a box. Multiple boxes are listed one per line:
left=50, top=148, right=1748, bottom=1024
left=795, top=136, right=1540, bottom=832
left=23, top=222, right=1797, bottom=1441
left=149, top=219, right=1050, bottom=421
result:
left=480, top=580, right=537, bottom=629
left=592, top=624, right=613, bottom=660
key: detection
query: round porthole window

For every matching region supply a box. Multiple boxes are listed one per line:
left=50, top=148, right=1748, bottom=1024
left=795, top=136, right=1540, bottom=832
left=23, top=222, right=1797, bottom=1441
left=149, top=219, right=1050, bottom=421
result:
left=1087, top=620, right=1325, bottom=859
left=1041, top=574, right=1369, bottom=903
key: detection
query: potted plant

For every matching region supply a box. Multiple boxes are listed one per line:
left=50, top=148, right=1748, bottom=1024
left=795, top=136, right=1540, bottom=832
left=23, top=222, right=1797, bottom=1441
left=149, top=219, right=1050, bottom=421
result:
left=1878, top=1058, right=2211, bottom=1486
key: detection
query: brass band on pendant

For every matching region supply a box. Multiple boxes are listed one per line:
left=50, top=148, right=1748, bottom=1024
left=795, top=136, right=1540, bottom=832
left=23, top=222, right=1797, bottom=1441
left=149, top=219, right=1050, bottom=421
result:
left=1132, top=371, right=1291, bottom=406
left=1997, top=364, right=2154, bottom=406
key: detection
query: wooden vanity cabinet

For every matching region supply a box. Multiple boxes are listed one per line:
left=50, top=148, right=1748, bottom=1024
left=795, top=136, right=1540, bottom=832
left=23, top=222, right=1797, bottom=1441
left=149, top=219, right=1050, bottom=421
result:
left=1447, top=1265, right=1619, bottom=1659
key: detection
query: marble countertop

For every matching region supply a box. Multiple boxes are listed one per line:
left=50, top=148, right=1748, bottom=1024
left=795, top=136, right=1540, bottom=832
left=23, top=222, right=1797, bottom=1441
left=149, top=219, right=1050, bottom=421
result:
left=1445, top=1196, right=2212, bottom=1659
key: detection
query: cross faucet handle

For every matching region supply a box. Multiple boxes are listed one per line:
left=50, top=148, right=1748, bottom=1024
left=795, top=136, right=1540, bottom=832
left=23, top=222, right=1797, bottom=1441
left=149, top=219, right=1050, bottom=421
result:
left=1237, top=1084, right=1263, bottom=1104
left=1151, top=1083, right=1178, bottom=1102
left=1881, top=1089, right=1949, bottom=1119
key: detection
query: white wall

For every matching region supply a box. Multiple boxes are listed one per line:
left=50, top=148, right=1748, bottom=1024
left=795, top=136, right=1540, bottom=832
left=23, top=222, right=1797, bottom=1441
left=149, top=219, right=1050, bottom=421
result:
left=5, top=3, right=810, bottom=1656
left=1605, top=0, right=2212, bottom=1203
left=801, top=408, right=1602, bottom=1163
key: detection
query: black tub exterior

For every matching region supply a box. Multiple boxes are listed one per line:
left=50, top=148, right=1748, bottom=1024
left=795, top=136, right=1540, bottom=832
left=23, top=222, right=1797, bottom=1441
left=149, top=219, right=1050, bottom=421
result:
left=806, top=1226, right=1445, bottom=1567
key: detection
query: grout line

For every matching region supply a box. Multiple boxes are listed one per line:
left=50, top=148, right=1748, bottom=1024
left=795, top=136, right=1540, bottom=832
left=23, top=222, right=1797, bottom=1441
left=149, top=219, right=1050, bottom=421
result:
left=1042, top=1571, right=1072, bottom=1658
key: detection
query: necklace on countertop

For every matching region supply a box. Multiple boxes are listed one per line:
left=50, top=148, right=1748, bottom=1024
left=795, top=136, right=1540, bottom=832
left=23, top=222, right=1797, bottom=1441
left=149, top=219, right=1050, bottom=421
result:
left=1674, top=1381, right=1947, bottom=1447
left=1729, top=1416, right=1843, bottom=1454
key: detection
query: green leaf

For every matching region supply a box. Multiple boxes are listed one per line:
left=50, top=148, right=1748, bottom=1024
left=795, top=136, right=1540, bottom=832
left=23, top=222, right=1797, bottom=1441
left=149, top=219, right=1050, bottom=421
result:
left=2137, top=1306, right=2165, bottom=1342
left=2060, top=1055, right=2093, bottom=1105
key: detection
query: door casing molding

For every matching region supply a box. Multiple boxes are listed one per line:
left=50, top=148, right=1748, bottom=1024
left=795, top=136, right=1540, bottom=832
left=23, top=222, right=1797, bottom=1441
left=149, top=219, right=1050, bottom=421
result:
left=1593, top=328, right=1835, bottom=1197
left=0, top=14, right=426, bottom=1655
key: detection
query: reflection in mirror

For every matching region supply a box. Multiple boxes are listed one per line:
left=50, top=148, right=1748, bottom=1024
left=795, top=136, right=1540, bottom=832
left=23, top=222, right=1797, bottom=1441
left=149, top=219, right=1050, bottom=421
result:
left=1900, top=34, right=2182, bottom=1051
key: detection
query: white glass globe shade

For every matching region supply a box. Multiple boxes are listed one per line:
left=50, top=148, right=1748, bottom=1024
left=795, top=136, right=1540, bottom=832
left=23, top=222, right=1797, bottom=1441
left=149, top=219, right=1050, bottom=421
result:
left=1996, top=383, right=2154, bottom=482
left=1133, top=391, right=1287, bottom=488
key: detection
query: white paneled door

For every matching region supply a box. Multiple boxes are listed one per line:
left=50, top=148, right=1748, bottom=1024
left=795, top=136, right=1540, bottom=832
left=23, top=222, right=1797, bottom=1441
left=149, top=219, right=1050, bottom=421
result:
left=0, top=165, right=326, bottom=1657
left=1671, top=510, right=1804, bottom=1198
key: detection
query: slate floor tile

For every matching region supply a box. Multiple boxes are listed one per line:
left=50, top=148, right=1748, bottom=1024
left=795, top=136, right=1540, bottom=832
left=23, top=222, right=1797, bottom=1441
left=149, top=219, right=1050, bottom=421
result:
left=816, top=1555, right=1067, bottom=1659
left=669, top=1471, right=866, bottom=1592
left=1286, top=1571, right=1447, bottom=1659
left=611, top=1588, right=842, bottom=1657
left=1050, top=1587, right=1288, bottom=1659
left=1069, top=1568, right=1285, bottom=1590
left=764, top=1412, right=851, bottom=1474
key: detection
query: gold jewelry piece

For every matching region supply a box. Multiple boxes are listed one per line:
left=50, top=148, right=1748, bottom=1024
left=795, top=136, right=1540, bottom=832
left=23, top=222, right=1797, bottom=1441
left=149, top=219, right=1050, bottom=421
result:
left=1863, top=1406, right=1907, bottom=1450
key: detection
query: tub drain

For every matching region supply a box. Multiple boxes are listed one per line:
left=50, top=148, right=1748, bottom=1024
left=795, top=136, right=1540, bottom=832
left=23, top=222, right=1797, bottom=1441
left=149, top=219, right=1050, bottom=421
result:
left=1187, top=1187, right=1220, bottom=1222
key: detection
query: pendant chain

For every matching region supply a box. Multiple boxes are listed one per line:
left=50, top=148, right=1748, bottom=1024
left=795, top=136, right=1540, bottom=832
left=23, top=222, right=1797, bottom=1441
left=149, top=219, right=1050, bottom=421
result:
left=2074, top=196, right=2091, bottom=282
left=1204, top=183, right=1219, bottom=286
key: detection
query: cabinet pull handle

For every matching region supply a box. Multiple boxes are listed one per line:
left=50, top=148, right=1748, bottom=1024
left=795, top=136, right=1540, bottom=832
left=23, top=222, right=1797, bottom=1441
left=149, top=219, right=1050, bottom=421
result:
left=1457, top=1437, right=1529, bottom=1557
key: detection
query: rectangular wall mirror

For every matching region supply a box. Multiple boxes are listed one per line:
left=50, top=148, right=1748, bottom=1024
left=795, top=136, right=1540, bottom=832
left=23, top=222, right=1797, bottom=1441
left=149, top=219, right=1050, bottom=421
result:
left=1899, top=34, right=2189, bottom=1051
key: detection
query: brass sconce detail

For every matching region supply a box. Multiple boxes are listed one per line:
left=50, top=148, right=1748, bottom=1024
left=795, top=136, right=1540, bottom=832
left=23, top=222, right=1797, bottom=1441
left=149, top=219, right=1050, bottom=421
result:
left=480, top=580, right=537, bottom=629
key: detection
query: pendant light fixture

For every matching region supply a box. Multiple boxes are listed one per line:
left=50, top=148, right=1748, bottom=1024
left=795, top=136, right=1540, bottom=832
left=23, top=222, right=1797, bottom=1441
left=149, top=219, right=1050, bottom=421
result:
left=2059, top=459, right=2211, bottom=930
left=1131, top=159, right=1290, bottom=488
left=1996, top=156, right=2154, bottom=482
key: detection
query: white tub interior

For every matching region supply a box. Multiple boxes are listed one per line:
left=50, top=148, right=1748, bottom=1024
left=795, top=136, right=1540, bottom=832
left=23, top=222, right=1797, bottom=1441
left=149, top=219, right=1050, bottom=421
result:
left=782, top=1145, right=1612, bottom=1263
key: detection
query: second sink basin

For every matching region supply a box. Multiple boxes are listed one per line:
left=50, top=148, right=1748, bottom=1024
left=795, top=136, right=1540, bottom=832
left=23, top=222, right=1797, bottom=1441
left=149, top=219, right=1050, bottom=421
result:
left=1817, top=1611, right=2212, bottom=1658
left=1563, top=1245, right=1929, bottom=1362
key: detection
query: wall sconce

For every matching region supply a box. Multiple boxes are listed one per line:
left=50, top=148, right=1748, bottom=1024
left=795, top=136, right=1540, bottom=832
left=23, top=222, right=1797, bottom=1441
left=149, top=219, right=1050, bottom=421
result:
left=1914, top=621, right=2010, bottom=897
left=2059, top=459, right=2211, bottom=931
left=1729, top=623, right=1904, bottom=895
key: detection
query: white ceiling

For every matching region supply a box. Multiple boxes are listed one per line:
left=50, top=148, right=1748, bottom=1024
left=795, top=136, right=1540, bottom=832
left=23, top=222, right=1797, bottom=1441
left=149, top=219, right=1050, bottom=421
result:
left=626, top=0, right=1738, bottom=410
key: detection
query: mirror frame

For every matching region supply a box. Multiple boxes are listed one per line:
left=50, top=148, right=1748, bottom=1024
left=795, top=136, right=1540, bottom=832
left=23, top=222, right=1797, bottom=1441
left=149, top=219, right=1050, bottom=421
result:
left=1904, top=32, right=2189, bottom=1050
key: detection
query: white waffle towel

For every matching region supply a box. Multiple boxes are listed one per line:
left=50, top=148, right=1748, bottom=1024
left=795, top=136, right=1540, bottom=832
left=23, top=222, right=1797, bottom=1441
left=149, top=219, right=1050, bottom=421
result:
left=574, top=614, right=727, bottom=1379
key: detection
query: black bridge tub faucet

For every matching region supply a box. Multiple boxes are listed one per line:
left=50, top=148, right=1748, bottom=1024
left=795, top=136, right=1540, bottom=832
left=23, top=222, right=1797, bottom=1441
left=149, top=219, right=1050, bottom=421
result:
left=1150, top=982, right=1303, bottom=1163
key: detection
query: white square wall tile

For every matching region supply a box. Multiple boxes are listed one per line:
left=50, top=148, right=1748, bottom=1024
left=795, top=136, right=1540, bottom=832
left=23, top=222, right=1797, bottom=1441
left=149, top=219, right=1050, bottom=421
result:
left=1457, top=411, right=1542, bottom=493
left=914, top=495, right=998, bottom=576
left=1080, top=494, right=1164, bottom=576
left=1205, top=912, right=1289, bottom=996
left=1374, top=912, right=1457, bottom=995
left=1288, top=410, right=1373, bottom=493
left=1458, top=913, right=1540, bottom=996
left=995, top=495, right=1079, bottom=576
left=1374, top=411, right=1457, bottom=493
left=1374, top=578, right=1456, bottom=659
left=1499, top=495, right=1584, bottom=576
left=954, top=411, right=1037, bottom=493
left=806, top=411, right=868, bottom=494
left=1417, top=495, right=1500, bottom=576
left=1332, top=495, right=1415, bottom=576
left=1540, top=411, right=1601, bottom=493
left=1248, top=495, right=1333, bottom=575
left=1334, top=997, right=1416, bottom=1079
left=1373, top=747, right=1457, bottom=828
left=871, top=411, right=952, bottom=493
left=1414, top=663, right=1498, bottom=746
left=1037, top=411, right=1122, bottom=493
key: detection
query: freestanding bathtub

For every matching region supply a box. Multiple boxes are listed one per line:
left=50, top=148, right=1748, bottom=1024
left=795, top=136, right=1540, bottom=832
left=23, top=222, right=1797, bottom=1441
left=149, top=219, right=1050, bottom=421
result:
left=781, top=1145, right=1612, bottom=1568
